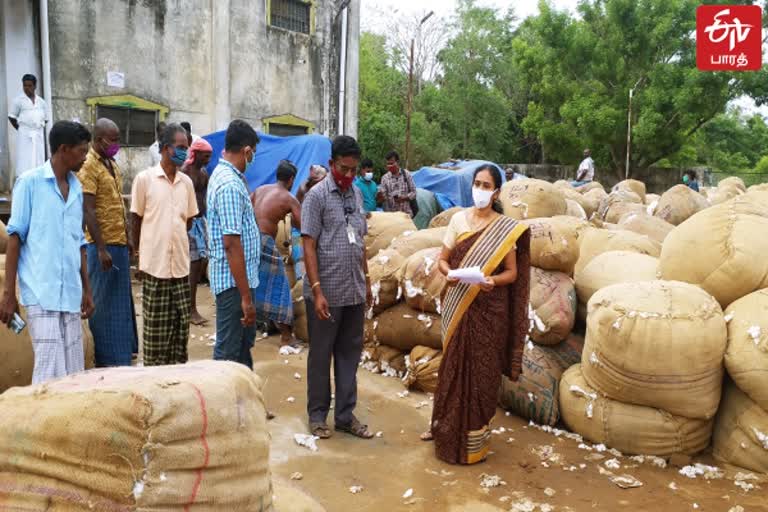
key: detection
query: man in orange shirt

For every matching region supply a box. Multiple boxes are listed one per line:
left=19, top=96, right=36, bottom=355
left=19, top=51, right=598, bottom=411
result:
left=130, top=123, right=198, bottom=366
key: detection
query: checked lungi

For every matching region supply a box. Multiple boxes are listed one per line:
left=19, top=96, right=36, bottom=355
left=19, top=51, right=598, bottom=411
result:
left=26, top=305, right=84, bottom=384
left=253, top=234, right=293, bottom=325
left=142, top=274, right=191, bottom=366
left=188, top=217, right=208, bottom=262
left=86, top=244, right=138, bottom=366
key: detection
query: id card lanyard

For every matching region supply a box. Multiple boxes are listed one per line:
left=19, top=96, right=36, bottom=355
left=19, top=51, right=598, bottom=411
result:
left=341, top=191, right=357, bottom=245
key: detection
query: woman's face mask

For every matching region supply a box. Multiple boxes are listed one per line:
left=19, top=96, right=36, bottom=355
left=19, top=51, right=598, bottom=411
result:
left=472, top=187, right=497, bottom=209
left=364, top=172, right=374, bottom=181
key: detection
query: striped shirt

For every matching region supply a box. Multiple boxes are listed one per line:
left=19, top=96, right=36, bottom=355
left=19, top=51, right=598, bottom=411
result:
left=206, top=159, right=261, bottom=296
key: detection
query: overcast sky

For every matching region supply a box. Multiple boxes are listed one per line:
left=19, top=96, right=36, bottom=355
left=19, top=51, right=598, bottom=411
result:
left=362, top=0, right=580, bottom=30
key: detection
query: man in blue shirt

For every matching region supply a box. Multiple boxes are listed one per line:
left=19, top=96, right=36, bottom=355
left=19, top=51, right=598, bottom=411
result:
left=206, top=120, right=262, bottom=369
left=353, top=158, right=378, bottom=213
left=0, top=121, right=95, bottom=384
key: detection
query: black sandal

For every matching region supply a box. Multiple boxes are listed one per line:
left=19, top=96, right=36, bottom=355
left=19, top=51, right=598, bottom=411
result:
left=336, top=417, right=374, bottom=439
left=309, top=421, right=333, bottom=439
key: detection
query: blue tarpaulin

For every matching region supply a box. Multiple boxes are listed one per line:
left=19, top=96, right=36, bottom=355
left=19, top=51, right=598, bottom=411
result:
left=411, top=160, right=506, bottom=210
left=202, top=131, right=331, bottom=193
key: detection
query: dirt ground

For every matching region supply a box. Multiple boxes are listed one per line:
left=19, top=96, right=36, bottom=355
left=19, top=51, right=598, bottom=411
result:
left=137, top=282, right=766, bottom=512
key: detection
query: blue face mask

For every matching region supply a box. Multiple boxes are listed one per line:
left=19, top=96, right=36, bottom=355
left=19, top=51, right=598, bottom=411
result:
left=170, top=147, right=188, bottom=166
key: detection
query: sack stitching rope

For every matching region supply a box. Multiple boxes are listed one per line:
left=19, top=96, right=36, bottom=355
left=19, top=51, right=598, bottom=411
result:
left=184, top=384, right=210, bottom=510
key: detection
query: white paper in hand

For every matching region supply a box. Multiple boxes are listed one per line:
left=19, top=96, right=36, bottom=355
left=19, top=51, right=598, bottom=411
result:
left=447, top=266, right=486, bottom=285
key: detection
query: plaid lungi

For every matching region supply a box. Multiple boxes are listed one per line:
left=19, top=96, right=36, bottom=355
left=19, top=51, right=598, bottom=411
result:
left=254, top=234, right=293, bottom=325
left=26, top=305, right=84, bottom=384
left=142, top=274, right=190, bottom=366
left=188, top=217, right=208, bottom=262
left=86, top=244, right=138, bottom=366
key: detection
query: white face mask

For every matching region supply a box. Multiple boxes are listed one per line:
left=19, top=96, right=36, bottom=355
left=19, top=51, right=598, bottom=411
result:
left=472, top=187, right=496, bottom=209
left=364, top=172, right=373, bottom=181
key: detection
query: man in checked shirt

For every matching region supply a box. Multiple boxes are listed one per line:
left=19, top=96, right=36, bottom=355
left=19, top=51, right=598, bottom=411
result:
left=302, top=135, right=374, bottom=440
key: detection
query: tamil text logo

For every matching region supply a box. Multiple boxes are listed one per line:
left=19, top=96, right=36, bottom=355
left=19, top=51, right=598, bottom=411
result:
left=697, top=5, right=762, bottom=71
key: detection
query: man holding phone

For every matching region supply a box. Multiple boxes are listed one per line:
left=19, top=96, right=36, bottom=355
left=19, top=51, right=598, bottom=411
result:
left=1, top=121, right=95, bottom=383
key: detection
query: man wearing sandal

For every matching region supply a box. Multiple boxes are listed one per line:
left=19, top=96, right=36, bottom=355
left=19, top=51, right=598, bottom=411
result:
left=301, top=135, right=374, bottom=440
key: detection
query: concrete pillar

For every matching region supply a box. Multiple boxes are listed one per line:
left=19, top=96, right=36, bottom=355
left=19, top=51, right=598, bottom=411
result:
left=0, top=3, right=8, bottom=190
left=2, top=0, right=42, bottom=189
left=344, top=0, right=360, bottom=139
left=212, top=0, right=231, bottom=131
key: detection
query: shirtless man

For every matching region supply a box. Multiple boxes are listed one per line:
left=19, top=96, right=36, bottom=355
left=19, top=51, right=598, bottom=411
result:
left=181, top=138, right=213, bottom=325
left=251, top=160, right=302, bottom=343
left=296, top=164, right=327, bottom=203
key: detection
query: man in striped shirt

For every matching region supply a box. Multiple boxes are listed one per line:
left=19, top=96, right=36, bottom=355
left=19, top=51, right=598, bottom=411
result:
left=206, top=120, right=261, bottom=369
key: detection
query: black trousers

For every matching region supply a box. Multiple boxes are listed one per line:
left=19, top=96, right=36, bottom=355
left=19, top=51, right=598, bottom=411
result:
left=306, top=300, right=365, bottom=426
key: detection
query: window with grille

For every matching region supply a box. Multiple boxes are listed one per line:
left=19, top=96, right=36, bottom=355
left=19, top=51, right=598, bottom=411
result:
left=270, top=0, right=311, bottom=34
left=269, top=123, right=309, bottom=137
left=96, top=105, right=157, bottom=146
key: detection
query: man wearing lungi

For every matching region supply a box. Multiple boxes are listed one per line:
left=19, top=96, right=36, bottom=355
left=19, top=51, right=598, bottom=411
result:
left=181, top=138, right=213, bottom=326
left=79, top=118, right=138, bottom=366
left=251, top=160, right=302, bottom=344
left=0, top=121, right=95, bottom=383
left=131, top=123, right=198, bottom=366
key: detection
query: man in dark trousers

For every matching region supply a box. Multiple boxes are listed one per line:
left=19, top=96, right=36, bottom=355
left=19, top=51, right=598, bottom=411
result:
left=302, top=135, right=373, bottom=440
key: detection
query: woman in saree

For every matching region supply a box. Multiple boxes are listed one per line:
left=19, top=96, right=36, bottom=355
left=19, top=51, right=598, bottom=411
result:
left=420, top=164, right=531, bottom=465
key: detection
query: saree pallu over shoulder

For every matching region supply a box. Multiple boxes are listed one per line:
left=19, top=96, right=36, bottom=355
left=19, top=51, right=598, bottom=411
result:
left=441, top=216, right=530, bottom=379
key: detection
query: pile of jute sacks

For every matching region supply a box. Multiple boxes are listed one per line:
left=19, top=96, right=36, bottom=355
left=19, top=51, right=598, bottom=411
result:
left=289, top=175, right=768, bottom=473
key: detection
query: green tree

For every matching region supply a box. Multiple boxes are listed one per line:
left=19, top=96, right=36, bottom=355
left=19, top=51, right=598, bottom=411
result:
left=433, top=0, right=516, bottom=163
left=514, top=0, right=768, bottom=178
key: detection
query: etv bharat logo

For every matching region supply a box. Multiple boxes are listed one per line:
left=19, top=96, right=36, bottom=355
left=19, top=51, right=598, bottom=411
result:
left=697, top=5, right=762, bottom=71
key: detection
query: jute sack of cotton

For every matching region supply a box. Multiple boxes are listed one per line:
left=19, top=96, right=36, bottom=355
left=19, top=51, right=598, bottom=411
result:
left=373, top=303, right=442, bottom=351
left=500, top=179, right=567, bottom=220
left=574, top=250, right=658, bottom=323
left=0, top=361, right=273, bottom=510
left=522, top=217, right=580, bottom=275
left=529, top=267, right=576, bottom=345
left=428, top=206, right=464, bottom=228
left=365, top=211, right=416, bottom=258
left=404, top=345, right=442, bottom=393
left=575, top=181, right=605, bottom=194
left=401, top=247, right=446, bottom=314
left=616, top=212, right=674, bottom=244
left=712, top=381, right=768, bottom=474
left=582, top=280, right=727, bottom=420
left=574, top=227, right=660, bottom=276
left=559, top=186, right=593, bottom=218
left=719, top=176, right=747, bottom=192
left=581, top=187, right=607, bottom=217
left=596, top=190, right=645, bottom=224
left=499, top=334, right=584, bottom=426
left=564, top=199, right=588, bottom=220
left=660, top=192, right=768, bottom=308
left=368, top=228, right=447, bottom=314
left=612, top=179, right=647, bottom=203
left=723, top=289, right=768, bottom=411
left=654, top=184, right=710, bottom=225
left=559, top=364, right=714, bottom=456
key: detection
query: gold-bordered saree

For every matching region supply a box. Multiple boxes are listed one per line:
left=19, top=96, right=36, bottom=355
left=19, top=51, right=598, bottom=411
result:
left=431, top=215, right=531, bottom=465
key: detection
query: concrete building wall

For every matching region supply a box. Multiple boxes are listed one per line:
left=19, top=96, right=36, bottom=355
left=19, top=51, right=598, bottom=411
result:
left=36, top=0, right=358, bottom=190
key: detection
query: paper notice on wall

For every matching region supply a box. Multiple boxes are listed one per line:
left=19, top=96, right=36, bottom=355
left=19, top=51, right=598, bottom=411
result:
left=107, top=71, right=125, bottom=88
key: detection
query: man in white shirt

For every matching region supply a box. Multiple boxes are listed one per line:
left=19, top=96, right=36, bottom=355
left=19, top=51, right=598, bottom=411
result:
left=573, top=148, right=595, bottom=187
left=7, top=74, right=50, bottom=175
left=147, top=121, right=166, bottom=167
